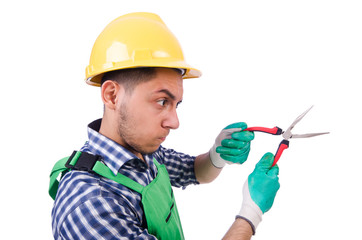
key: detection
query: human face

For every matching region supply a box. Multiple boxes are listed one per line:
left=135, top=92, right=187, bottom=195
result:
left=116, top=68, right=183, bottom=155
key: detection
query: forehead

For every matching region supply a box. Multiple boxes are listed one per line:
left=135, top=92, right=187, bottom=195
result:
left=136, top=68, right=183, bottom=94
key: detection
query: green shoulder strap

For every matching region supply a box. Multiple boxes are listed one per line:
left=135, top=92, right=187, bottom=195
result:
left=49, top=156, right=71, bottom=200
left=49, top=151, right=144, bottom=200
left=92, top=161, right=144, bottom=193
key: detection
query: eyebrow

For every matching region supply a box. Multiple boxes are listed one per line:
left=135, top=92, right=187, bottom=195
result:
left=157, top=89, right=176, bottom=100
left=157, top=89, right=183, bottom=106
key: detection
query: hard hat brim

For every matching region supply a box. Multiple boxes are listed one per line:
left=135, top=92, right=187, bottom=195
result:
left=86, top=64, right=201, bottom=87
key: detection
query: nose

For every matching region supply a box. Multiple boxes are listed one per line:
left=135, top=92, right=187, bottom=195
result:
left=162, top=109, right=180, bottom=130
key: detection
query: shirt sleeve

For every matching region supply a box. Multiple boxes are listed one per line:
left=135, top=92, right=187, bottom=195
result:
left=58, top=196, right=158, bottom=240
left=155, top=146, right=200, bottom=188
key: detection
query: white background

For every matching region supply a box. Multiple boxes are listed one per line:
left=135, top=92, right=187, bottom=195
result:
left=1, top=0, right=361, bottom=239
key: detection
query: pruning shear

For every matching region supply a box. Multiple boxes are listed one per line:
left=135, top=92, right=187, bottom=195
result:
left=245, top=106, right=329, bottom=166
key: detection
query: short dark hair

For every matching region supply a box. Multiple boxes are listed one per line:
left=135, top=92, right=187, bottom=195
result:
left=101, top=67, right=183, bottom=93
left=101, top=68, right=157, bottom=93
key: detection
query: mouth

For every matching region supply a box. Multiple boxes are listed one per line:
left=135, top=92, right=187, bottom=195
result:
left=159, top=132, right=169, bottom=142
left=158, top=130, right=170, bottom=143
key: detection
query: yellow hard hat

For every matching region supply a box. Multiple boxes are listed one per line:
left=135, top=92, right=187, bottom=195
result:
left=85, top=12, right=202, bottom=86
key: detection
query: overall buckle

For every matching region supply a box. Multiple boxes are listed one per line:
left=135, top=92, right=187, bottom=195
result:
left=65, top=151, right=102, bottom=173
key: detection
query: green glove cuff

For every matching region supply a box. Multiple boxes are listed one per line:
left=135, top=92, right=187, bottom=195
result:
left=238, top=180, right=263, bottom=233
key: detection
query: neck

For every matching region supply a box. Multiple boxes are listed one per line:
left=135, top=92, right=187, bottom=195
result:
left=99, top=116, right=145, bottom=162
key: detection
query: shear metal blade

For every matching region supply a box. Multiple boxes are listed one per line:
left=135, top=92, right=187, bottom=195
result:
left=283, top=105, right=314, bottom=139
left=289, top=132, right=330, bottom=139
left=286, top=105, right=314, bottom=132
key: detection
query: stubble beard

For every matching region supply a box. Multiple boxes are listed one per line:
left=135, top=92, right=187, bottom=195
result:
left=117, top=103, right=153, bottom=155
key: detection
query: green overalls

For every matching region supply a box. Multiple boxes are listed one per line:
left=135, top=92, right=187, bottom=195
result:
left=49, top=151, right=185, bottom=239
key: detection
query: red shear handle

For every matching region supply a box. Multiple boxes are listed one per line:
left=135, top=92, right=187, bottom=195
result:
left=273, top=139, right=289, bottom=166
left=245, top=126, right=283, bottom=135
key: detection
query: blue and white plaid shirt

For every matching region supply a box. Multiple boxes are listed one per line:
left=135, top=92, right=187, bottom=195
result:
left=51, top=119, right=199, bottom=239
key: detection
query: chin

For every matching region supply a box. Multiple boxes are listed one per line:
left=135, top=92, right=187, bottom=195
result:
left=133, top=144, right=159, bottom=155
left=143, top=145, right=161, bottom=154
left=128, top=140, right=160, bottom=155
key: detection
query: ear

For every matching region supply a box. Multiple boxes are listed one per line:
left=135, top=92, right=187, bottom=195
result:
left=101, top=80, right=123, bottom=111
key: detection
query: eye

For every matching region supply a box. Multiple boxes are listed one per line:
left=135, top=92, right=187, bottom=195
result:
left=176, top=101, right=182, bottom=109
left=157, top=99, right=167, bottom=106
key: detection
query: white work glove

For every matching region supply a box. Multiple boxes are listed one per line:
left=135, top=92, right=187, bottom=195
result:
left=238, top=152, right=280, bottom=234
left=209, top=122, right=254, bottom=168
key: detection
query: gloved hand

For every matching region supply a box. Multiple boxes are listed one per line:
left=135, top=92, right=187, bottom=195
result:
left=238, top=152, right=280, bottom=234
left=209, top=122, right=254, bottom=168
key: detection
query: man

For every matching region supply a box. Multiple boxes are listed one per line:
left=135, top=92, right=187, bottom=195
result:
left=49, top=12, right=280, bottom=239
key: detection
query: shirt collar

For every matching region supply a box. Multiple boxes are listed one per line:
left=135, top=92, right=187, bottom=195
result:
left=86, top=119, right=149, bottom=175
